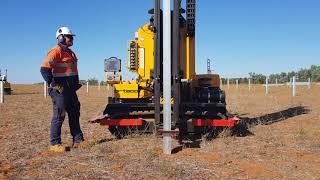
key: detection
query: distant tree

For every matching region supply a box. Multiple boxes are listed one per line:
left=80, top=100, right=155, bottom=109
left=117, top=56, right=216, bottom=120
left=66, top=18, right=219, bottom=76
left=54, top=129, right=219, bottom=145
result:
left=100, top=81, right=107, bottom=86
left=247, top=65, right=320, bottom=84
left=240, top=77, right=248, bottom=84
left=249, top=72, right=266, bottom=84
left=219, top=65, right=320, bottom=85
left=79, top=80, right=87, bottom=85
left=79, top=77, right=99, bottom=85
left=282, top=72, right=287, bottom=83
left=310, top=65, right=320, bottom=82
left=87, top=77, right=99, bottom=85
left=269, top=74, right=278, bottom=84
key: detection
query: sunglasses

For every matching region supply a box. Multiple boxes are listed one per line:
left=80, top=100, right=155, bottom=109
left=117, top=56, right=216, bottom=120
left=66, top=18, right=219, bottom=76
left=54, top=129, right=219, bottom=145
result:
left=65, top=35, right=74, bottom=39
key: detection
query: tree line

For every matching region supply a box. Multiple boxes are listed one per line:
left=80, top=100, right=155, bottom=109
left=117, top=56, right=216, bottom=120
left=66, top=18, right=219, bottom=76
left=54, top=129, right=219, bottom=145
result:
left=79, top=77, right=105, bottom=85
left=221, top=65, right=320, bottom=84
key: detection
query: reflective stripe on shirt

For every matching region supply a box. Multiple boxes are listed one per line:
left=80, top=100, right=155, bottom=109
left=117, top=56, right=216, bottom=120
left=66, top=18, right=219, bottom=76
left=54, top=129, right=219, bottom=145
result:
left=55, top=62, right=75, bottom=68
left=53, top=72, right=78, bottom=77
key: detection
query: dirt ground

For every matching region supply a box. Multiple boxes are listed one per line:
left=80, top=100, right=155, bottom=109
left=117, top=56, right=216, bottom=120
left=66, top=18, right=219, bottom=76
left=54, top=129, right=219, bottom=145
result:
left=0, top=84, right=319, bottom=179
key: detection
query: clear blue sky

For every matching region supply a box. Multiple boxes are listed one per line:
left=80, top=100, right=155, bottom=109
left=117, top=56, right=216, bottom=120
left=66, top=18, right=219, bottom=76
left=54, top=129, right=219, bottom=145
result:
left=0, top=0, right=319, bottom=83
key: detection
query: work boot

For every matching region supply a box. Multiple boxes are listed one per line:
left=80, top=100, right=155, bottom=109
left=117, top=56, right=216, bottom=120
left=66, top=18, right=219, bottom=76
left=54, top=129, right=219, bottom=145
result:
left=49, top=144, right=67, bottom=152
left=72, top=140, right=85, bottom=149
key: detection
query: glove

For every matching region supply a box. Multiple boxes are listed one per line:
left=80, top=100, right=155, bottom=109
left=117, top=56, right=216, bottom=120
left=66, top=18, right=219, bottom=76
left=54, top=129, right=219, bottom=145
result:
left=50, top=83, right=64, bottom=94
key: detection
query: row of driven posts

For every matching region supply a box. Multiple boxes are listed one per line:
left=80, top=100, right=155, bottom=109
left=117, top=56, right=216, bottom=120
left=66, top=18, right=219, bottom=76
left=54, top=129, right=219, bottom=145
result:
left=43, top=81, right=106, bottom=98
left=223, top=76, right=311, bottom=96
left=207, top=58, right=309, bottom=96
left=40, top=75, right=311, bottom=99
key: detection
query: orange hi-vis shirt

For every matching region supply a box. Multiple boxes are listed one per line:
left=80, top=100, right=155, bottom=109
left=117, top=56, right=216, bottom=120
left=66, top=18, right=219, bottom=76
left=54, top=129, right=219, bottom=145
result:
left=41, top=45, right=78, bottom=78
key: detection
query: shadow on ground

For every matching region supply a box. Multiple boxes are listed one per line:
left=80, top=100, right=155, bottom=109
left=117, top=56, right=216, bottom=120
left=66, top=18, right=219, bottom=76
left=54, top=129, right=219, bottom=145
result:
left=232, top=105, right=309, bottom=137
left=174, top=106, right=309, bottom=153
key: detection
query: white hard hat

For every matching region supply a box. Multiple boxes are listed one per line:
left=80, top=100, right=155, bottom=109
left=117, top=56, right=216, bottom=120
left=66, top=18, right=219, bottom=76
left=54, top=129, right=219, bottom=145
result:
left=55, top=26, right=75, bottom=39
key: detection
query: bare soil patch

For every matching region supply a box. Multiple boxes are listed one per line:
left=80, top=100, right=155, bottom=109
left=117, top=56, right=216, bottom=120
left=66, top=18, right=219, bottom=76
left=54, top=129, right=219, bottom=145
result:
left=0, top=84, right=319, bottom=179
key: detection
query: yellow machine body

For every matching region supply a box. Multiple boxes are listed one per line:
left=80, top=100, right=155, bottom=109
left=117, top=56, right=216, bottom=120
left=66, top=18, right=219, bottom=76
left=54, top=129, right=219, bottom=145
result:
left=95, top=1, right=232, bottom=138
left=113, top=22, right=198, bottom=99
left=113, top=81, right=153, bottom=99
left=3, top=81, right=11, bottom=89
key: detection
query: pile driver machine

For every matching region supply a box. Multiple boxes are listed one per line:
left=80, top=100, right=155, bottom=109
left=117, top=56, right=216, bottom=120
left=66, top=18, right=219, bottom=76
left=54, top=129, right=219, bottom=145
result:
left=90, top=0, right=239, bottom=138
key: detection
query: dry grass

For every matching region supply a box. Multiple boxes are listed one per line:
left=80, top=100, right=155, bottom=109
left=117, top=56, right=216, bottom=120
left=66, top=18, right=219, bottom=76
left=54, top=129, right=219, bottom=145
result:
left=0, top=84, right=320, bottom=179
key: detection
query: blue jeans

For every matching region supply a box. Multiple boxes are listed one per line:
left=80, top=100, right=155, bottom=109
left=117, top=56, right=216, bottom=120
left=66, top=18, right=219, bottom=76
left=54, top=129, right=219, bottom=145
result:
left=49, top=87, right=84, bottom=145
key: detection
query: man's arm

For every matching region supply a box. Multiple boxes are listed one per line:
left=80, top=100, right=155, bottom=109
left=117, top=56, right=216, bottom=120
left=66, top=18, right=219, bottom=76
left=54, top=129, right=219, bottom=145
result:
left=40, top=48, right=59, bottom=85
left=40, top=66, right=53, bottom=85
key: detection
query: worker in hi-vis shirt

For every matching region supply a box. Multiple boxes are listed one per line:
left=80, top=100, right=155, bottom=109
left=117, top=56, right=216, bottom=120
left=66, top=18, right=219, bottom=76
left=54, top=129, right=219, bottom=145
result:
left=40, top=26, right=84, bottom=152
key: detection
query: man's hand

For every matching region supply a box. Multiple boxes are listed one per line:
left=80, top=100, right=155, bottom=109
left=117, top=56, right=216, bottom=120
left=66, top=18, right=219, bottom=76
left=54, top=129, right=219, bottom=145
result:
left=51, top=83, right=64, bottom=94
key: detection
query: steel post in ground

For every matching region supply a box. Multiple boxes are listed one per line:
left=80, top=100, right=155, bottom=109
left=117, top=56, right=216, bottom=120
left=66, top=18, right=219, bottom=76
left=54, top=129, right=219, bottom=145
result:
left=266, top=76, right=269, bottom=94
left=236, top=79, right=239, bottom=90
left=0, top=81, right=3, bottom=103
left=44, top=81, right=47, bottom=98
left=292, top=76, right=296, bottom=96
left=86, top=81, right=89, bottom=94
left=163, top=0, right=172, bottom=155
